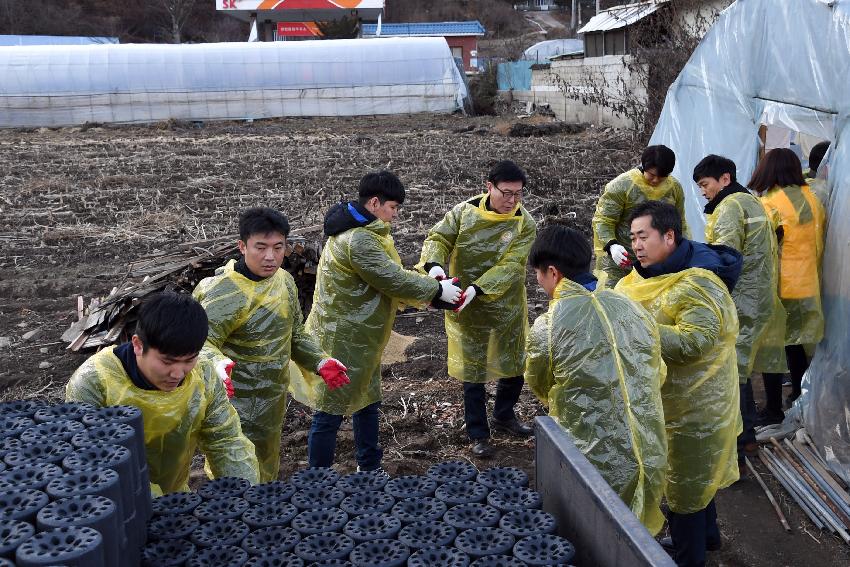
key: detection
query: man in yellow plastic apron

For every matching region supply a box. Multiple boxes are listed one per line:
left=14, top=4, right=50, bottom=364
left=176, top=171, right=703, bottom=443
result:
left=616, top=201, right=742, bottom=567
left=193, top=208, right=350, bottom=482
left=525, top=224, right=668, bottom=535
left=66, top=292, right=258, bottom=496
left=418, top=160, right=537, bottom=458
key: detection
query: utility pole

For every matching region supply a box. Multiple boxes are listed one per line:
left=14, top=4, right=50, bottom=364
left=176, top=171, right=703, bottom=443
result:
left=596, top=0, right=601, bottom=15
left=571, top=0, right=577, bottom=31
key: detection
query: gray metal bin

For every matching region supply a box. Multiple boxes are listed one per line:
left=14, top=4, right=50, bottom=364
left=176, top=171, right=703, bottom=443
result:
left=535, top=416, right=675, bottom=567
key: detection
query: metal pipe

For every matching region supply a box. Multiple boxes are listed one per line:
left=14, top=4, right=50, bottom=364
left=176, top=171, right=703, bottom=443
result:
left=763, top=447, right=841, bottom=532
left=759, top=450, right=824, bottom=530
left=793, top=438, right=850, bottom=507
left=765, top=447, right=849, bottom=542
left=772, top=438, right=850, bottom=529
left=785, top=439, right=850, bottom=521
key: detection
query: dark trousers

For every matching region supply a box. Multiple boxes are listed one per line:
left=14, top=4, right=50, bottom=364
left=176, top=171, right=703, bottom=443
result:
left=762, top=344, right=810, bottom=412
left=463, top=376, right=524, bottom=440
left=307, top=402, right=383, bottom=471
left=668, top=499, right=720, bottom=567
left=737, top=378, right=757, bottom=464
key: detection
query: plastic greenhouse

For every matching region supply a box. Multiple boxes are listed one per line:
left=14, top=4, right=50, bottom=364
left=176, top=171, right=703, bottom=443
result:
left=0, top=37, right=468, bottom=127
left=650, top=0, right=850, bottom=481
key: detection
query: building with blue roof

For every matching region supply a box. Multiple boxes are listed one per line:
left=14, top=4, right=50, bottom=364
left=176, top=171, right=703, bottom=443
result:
left=362, top=21, right=485, bottom=73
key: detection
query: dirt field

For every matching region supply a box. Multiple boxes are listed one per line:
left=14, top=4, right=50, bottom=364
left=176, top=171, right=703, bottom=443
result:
left=1, top=113, right=847, bottom=565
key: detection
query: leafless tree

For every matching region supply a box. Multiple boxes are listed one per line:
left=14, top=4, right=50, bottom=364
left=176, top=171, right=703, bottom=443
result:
left=158, top=0, right=197, bottom=43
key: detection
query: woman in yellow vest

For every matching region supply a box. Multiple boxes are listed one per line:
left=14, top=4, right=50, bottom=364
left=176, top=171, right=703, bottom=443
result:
left=748, top=148, right=826, bottom=424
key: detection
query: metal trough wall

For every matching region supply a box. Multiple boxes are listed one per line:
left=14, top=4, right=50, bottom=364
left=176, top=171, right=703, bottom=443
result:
left=534, top=417, right=674, bottom=567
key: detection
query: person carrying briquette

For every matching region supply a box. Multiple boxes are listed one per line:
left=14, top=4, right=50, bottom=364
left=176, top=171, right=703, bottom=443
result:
left=293, top=170, right=463, bottom=473
left=525, top=224, right=668, bottom=535
left=417, top=160, right=537, bottom=458
left=593, top=144, right=689, bottom=288
left=66, top=292, right=259, bottom=496
left=193, top=207, right=350, bottom=482
left=693, top=154, right=786, bottom=473
left=615, top=201, right=742, bottom=567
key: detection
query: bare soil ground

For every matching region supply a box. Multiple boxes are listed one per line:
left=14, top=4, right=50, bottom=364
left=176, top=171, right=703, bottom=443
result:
left=1, top=113, right=846, bottom=566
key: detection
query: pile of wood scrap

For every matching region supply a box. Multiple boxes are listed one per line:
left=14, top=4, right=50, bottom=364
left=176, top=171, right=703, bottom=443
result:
left=62, top=233, right=321, bottom=352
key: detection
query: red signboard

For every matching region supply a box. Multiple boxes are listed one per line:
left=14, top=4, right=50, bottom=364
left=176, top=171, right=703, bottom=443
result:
left=276, top=22, right=323, bottom=37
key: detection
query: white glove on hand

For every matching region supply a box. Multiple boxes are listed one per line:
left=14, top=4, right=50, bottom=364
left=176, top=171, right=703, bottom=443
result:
left=610, top=244, right=632, bottom=268
left=455, top=286, right=477, bottom=312
left=438, top=279, right=463, bottom=304
left=427, top=265, right=447, bottom=280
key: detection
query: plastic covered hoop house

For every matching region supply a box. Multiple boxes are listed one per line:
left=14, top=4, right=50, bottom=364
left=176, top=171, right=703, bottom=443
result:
left=0, top=37, right=468, bottom=127
left=649, top=0, right=850, bottom=481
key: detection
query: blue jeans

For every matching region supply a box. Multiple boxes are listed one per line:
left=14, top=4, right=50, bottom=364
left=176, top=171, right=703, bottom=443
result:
left=307, top=402, right=383, bottom=470
left=668, top=499, right=720, bottom=567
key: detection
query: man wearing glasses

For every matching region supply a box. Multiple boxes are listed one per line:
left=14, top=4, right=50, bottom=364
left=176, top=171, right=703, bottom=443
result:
left=418, top=160, right=537, bottom=457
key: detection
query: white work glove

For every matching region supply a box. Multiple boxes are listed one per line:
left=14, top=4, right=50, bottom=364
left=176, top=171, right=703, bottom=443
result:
left=428, top=265, right=447, bottom=280
left=438, top=278, right=463, bottom=304
left=609, top=244, right=632, bottom=268
left=455, top=286, right=477, bottom=313
left=215, top=358, right=235, bottom=398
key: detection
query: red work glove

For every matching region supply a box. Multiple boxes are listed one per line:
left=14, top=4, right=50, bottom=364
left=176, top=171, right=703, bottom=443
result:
left=215, top=358, right=236, bottom=398
left=317, top=358, right=351, bottom=390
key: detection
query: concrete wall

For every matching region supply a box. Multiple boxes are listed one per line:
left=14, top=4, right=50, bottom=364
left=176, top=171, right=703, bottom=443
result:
left=506, top=55, right=647, bottom=129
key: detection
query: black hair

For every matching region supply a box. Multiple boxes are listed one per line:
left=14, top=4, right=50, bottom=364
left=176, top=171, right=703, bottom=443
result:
left=358, top=170, right=406, bottom=205
left=487, top=160, right=527, bottom=188
left=640, top=145, right=676, bottom=177
left=747, top=148, right=805, bottom=194
left=808, top=141, right=830, bottom=175
left=529, top=224, right=592, bottom=278
left=692, top=154, right=737, bottom=184
left=627, top=200, right=683, bottom=243
left=239, top=207, right=290, bottom=241
left=135, top=292, right=208, bottom=357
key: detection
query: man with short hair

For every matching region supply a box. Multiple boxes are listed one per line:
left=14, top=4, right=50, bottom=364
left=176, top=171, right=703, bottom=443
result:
left=418, top=160, right=537, bottom=458
left=615, top=201, right=742, bottom=567
left=66, top=292, right=259, bottom=496
left=193, top=207, right=349, bottom=482
left=593, top=145, right=690, bottom=288
left=694, top=154, right=786, bottom=470
left=525, top=224, right=668, bottom=535
left=293, top=170, right=462, bottom=472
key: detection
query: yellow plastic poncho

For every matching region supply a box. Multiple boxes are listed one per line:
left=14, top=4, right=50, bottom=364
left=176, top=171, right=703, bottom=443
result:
left=806, top=177, right=831, bottom=209
left=705, top=191, right=787, bottom=378
left=193, top=260, right=327, bottom=482
left=592, top=169, right=690, bottom=289
left=615, top=267, right=740, bottom=514
left=65, top=347, right=258, bottom=496
left=291, top=219, right=439, bottom=416
left=525, top=278, right=668, bottom=534
left=417, top=195, right=537, bottom=383
left=759, top=185, right=826, bottom=345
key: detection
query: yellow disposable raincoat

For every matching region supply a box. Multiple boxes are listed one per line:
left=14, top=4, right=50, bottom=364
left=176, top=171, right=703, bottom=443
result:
left=65, top=346, right=258, bottom=496
left=616, top=267, right=740, bottom=514
left=592, top=169, right=689, bottom=288
left=806, top=177, right=831, bottom=209
left=193, top=260, right=327, bottom=482
left=705, top=189, right=787, bottom=377
left=292, top=217, right=439, bottom=416
left=417, top=194, right=537, bottom=383
left=525, top=278, right=668, bottom=534
left=759, top=185, right=826, bottom=346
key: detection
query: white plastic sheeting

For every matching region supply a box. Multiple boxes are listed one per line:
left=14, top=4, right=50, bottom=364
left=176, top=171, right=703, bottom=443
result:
left=0, top=37, right=468, bottom=127
left=521, top=39, right=583, bottom=61
left=650, top=0, right=850, bottom=481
